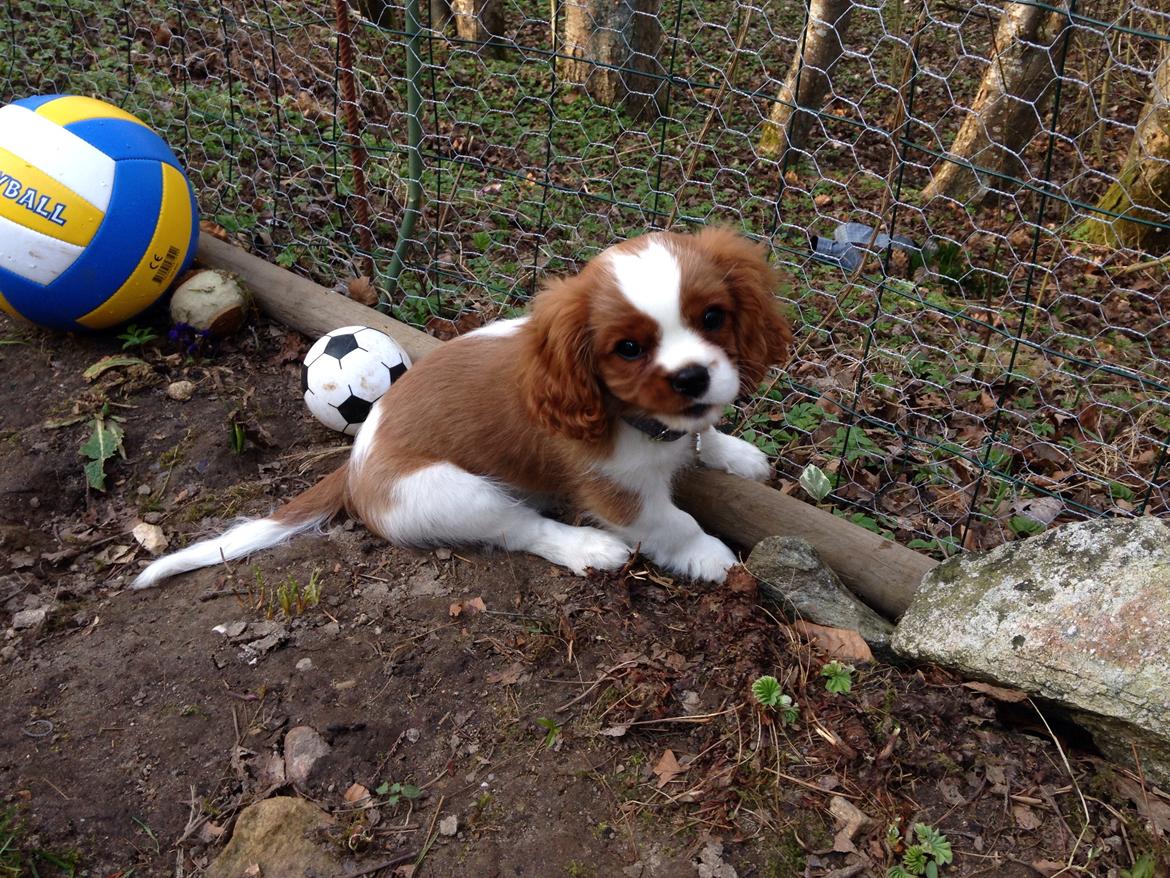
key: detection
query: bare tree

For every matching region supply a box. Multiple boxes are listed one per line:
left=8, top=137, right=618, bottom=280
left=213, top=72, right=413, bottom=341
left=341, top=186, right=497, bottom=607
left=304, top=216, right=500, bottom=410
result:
left=758, top=0, right=854, bottom=161
left=558, top=0, right=664, bottom=120
left=452, top=0, right=505, bottom=57
left=921, top=2, right=1071, bottom=204
left=1078, top=44, right=1170, bottom=251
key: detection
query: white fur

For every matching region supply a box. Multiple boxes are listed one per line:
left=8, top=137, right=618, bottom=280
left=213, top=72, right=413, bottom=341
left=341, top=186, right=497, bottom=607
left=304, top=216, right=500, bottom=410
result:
left=462, top=316, right=530, bottom=339
left=350, top=398, right=384, bottom=470
left=699, top=429, right=771, bottom=481
left=591, top=423, right=738, bottom=581
left=131, top=516, right=323, bottom=589
left=374, top=462, right=631, bottom=575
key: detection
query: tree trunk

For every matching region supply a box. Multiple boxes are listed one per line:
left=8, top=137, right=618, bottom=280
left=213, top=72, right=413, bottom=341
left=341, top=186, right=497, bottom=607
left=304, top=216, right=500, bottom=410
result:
left=758, top=0, right=854, bottom=160
left=920, top=2, right=1070, bottom=204
left=452, top=0, right=505, bottom=57
left=558, top=0, right=664, bottom=121
left=1078, top=46, right=1170, bottom=252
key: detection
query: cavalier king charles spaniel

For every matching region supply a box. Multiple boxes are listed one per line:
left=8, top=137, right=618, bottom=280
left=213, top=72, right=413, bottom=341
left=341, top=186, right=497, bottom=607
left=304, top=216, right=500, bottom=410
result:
left=133, top=226, right=792, bottom=589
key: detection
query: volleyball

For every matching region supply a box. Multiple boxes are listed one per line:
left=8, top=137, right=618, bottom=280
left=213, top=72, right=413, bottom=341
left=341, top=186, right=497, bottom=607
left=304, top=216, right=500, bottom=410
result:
left=0, top=94, right=198, bottom=331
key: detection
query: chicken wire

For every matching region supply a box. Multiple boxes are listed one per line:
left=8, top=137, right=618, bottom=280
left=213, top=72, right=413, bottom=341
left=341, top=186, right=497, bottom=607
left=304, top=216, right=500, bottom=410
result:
left=3, top=0, right=1167, bottom=556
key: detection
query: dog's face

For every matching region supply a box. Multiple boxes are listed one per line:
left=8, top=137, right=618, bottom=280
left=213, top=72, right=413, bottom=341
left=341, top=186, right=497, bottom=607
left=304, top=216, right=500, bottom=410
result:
left=522, top=227, right=793, bottom=441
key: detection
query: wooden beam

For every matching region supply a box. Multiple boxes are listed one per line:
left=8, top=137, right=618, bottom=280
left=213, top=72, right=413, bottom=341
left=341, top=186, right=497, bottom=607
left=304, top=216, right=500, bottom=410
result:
left=197, top=235, right=441, bottom=364
left=197, top=235, right=935, bottom=618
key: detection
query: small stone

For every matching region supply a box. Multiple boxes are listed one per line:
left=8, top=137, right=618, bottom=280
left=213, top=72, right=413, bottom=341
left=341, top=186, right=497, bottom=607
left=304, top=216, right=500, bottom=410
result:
left=137, top=484, right=153, bottom=496
left=296, top=658, right=314, bottom=672
left=12, top=608, right=46, bottom=630
left=284, top=726, right=331, bottom=786
left=205, top=797, right=337, bottom=878
left=142, top=511, right=163, bottom=525
left=405, top=728, right=421, bottom=743
left=0, top=645, right=16, bottom=662
left=434, top=548, right=452, bottom=561
left=167, top=380, right=196, bottom=401
left=439, top=815, right=458, bottom=836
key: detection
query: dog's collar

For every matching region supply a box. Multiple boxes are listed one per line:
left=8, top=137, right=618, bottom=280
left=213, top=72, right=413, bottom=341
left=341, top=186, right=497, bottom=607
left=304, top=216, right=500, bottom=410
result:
left=622, top=414, right=690, bottom=442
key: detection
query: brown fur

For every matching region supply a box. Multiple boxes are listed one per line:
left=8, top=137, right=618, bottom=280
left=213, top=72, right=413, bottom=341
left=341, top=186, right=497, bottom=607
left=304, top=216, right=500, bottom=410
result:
left=270, top=464, right=351, bottom=525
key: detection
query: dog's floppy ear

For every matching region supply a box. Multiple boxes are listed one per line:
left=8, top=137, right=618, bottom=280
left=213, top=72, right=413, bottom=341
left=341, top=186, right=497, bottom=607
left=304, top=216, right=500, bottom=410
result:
left=694, top=226, right=793, bottom=393
left=519, top=273, right=609, bottom=443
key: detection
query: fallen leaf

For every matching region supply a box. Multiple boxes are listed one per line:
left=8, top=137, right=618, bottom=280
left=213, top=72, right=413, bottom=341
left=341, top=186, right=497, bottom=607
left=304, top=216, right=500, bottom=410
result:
left=1013, top=803, right=1043, bottom=830
left=829, top=795, right=872, bottom=853
left=1011, top=496, right=1063, bottom=526
left=653, top=749, right=684, bottom=788
left=131, top=522, right=169, bottom=555
left=1105, top=767, right=1170, bottom=836
left=82, top=355, right=148, bottom=382
left=346, top=275, right=379, bottom=306
left=344, top=782, right=372, bottom=805
left=724, top=565, right=758, bottom=595
left=964, top=681, right=1029, bottom=703
left=792, top=621, right=874, bottom=662
left=93, top=544, right=135, bottom=566
left=449, top=601, right=463, bottom=618
left=1031, top=860, right=1066, bottom=877
left=486, top=663, right=527, bottom=686
left=393, top=866, right=415, bottom=878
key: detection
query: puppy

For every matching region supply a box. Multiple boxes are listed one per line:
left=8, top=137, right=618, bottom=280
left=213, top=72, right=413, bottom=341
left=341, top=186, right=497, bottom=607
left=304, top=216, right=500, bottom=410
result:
left=133, top=227, right=792, bottom=589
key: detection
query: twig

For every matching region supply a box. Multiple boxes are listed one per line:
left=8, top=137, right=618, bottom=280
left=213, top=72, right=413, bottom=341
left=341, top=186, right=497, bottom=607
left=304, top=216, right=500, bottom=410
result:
left=1029, top=698, right=1091, bottom=870
left=337, top=849, right=420, bottom=878
left=555, top=660, right=640, bottom=712
left=413, top=795, right=445, bottom=871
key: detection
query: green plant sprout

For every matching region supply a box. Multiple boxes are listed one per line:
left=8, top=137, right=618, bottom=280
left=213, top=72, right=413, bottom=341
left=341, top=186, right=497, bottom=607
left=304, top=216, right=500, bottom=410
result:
left=751, top=676, right=799, bottom=725
left=887, top=823, right=953, bottom=878
left=822, top=661, right=855, bottom=695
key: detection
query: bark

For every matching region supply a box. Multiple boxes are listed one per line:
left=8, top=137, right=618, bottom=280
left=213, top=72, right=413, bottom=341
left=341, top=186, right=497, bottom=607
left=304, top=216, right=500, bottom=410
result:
left=921, top=2, right=1071, bottom=204
left=758, top=0, right=854, bottom=160
left=452, top=0, right=505, bottom=57
left=558, top=0, right=664, bottom=121
left=1078, top=46, right=1170, bottom=252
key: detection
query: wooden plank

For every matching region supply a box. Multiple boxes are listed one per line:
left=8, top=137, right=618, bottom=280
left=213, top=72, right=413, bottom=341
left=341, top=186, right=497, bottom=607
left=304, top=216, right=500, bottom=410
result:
left=198, top=235, right=934, bottom=618
left=197, top=235, right=441, bottom=363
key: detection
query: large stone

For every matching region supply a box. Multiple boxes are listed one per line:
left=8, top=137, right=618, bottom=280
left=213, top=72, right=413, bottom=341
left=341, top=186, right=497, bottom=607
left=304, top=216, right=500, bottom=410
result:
left=205, top=796, right=338, bottom=878
left=892, top=517, right=1170, bottom=784
left=747, top=537, right=894, bottom=650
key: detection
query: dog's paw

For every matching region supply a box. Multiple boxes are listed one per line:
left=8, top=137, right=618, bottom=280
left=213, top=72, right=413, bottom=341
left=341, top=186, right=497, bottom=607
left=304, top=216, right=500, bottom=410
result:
left=669, top=534, right=738, bottom=583
left=555, top=527, right=633, bottom=575
left=702, top=433, right=771, bottom=481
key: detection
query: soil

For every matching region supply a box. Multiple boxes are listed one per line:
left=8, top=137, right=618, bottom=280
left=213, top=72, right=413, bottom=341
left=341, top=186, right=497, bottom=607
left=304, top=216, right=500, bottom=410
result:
left=1, top=306, right=1167, bottom=878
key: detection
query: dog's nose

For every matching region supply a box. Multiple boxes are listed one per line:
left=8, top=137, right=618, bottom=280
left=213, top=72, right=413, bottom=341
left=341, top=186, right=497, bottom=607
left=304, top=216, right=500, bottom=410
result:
left=670, top=365, right=710, bottom=398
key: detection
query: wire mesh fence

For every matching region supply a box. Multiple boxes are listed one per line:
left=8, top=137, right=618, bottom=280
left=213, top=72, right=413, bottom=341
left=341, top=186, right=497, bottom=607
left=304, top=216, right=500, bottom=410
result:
left=4, top=0, right=1167, bottom=557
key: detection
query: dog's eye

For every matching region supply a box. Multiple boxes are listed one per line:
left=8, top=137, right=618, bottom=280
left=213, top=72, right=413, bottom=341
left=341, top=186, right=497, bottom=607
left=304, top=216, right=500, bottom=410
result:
left=702, top=307, right=726, bottom=331
left=615, top=340, right=644, bottom=360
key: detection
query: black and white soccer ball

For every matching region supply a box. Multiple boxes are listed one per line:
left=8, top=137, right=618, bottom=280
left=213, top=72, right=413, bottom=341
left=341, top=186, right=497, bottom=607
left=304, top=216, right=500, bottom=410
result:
left=302, top=325, right=411, bottom=436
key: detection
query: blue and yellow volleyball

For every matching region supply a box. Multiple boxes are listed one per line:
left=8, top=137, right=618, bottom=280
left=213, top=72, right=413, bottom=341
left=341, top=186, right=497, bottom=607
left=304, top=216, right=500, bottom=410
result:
left=0, top=95, right=198, bottom=331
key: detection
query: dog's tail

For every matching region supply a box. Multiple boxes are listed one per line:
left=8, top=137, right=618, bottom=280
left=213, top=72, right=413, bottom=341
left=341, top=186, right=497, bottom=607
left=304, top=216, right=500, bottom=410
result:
left=131, top=465, right=350, bottom=590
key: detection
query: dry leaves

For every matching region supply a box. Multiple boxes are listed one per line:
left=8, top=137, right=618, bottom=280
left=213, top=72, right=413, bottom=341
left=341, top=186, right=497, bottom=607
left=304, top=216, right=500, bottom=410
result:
left=793, top=621, right=874, bottom=663
left=485, top=662, right=528, bottom=686
left=449, top=596, right=487, bottom=617
left=346, top=276, right=378, bottom=306
left=963, top=681, right=1029, bottom=703
left=653, top=749, right=684, bottom=788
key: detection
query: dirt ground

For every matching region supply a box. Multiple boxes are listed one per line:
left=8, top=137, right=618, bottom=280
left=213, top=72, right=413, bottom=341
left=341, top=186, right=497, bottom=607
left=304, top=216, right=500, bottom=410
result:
left=1, top=303, right=1168, bottom=878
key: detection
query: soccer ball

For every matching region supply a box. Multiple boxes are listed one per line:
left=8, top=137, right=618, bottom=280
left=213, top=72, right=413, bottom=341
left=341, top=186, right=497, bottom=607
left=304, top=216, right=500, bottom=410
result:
left=0, top=94, right=198, bottom=331
left=302, top=326, right=411, bottom=436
